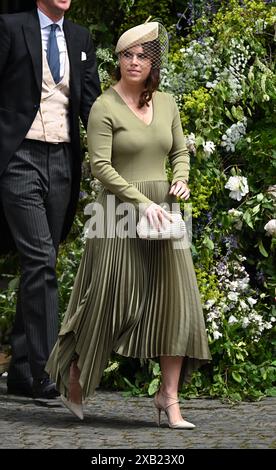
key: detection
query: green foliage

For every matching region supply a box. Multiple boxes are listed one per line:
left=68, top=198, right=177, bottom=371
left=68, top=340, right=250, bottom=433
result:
left=67, top=0, right=134, bottom=46
left=67, top=0, right=181, bottom=51
left=56, top=232, right=84, bottom=320
left=0, top=276, right=18, bottom=348
left=121, top=0, right=175, bottom=32
left=189, top=167, right=223, bottom=219
left=67, top=0, right=177, bottom=46
left=100, top=357, right=160, bottom=397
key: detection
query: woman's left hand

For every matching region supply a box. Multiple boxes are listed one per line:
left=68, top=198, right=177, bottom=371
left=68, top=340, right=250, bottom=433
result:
left=169, top=181, right=190, bottom=200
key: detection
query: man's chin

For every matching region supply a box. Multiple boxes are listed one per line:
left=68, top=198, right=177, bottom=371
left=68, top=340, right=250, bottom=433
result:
left=55, top=1, right=71, bottom=12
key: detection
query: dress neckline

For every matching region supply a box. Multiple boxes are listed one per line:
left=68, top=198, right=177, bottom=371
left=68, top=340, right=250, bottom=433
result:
left=110, top=87, right=155, bottom=127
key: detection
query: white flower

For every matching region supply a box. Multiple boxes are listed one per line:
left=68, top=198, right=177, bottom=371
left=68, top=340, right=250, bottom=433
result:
left=235, top=220, right=243, bottom=230
left=229, top=280, right=238, bottom=290
left=240, top=300, right=249, bottom=310
left=213, top=331, right=222, bottom=340
left=206, top=81, right=217, bottom=89
left=186, top=132, right=195, bottom=144
left=185, top=133, right=196, bottom=154
left=264, top=219, right=276, bottom=237
left=90, top=178, right=103, bottom=193
left=225, top=176, right=249, bottom=201
left=203, top=140, right=216, bottom=156
left=228, top=208, right=244, bottom=229
left=237, top=277, right=249, bottom=291
left=211, top=321, right=219, bottom=330
left=267, top=185, right=276, bottom=199
left=205, top=299, right=216, bottom=309
left=207, top=311, right=218, bottom=321
left=228, top=291, right=239, bottom=302
left=247, top=297, right=257, bottom=307
left=228, top=208, right=243, bottom=218
left=242, top=317, right=250, bottom=328
left=228, top=315, right=238, bottom=324
left=221, top=119, right=247, bottom=151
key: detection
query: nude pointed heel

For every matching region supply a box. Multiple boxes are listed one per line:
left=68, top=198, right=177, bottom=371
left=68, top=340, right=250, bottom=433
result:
left=154, top=393, right=163, bottom=427
left=154, top=397, right=161, bottom=426
left=61, top=359, right=84, bottom=420
left=154, top=390, right=195, bottom=430
left=61, top=395, right=84, bottom=420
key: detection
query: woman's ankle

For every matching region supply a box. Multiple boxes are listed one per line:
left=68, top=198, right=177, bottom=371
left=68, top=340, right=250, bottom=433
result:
left=70, top=360, right=80, bottom=382
left=159, top=385, right=178, bottom=399
left=68, top=360, right=82, bottom=404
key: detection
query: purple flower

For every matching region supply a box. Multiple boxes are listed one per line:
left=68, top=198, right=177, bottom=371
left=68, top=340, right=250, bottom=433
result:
left=223, top=235, right=238, bottom=249
left=79, top=191, right=88, bottom=200
left=206, top=211, right=213, bottom=223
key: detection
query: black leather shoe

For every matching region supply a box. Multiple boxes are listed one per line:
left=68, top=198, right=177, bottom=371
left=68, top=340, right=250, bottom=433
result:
left=7, top=379, right=34, bottom=398
left=33, top=377, right=60, bottom=399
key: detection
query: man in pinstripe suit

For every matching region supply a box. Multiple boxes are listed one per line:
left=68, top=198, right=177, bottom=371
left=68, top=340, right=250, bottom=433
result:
left=0, top=0, right=101, bottom=398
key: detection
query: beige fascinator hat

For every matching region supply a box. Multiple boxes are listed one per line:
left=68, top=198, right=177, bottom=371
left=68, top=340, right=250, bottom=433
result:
left=115, top=21, right=169, bottom=69
left=115, top=22, right=159, bottom=53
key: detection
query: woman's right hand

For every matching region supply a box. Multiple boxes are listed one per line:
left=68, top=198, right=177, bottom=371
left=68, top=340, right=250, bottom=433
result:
left=144, top=203, right=172, bottom=231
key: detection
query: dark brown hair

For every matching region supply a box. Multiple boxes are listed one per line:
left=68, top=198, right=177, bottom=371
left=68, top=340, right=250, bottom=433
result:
left=115, top=40, right=161, bottom=108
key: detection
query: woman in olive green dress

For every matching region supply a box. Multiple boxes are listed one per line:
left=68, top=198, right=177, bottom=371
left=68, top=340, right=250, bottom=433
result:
left=46, top=22, right=211, bottom=428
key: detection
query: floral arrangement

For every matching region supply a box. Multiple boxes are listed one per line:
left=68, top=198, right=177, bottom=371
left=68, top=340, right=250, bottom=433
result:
left=156, top=0, right=276, bottom=400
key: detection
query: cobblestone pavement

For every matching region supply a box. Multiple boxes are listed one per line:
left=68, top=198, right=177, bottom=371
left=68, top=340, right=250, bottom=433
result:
left=0, top=375, right=275, bottom=450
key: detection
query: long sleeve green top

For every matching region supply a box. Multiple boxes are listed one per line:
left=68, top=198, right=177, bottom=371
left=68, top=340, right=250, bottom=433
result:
left=87, top=87, right=190, bottom=208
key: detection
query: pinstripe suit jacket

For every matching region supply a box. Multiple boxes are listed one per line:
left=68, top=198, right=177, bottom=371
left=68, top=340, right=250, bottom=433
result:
left=0, top=8, right=101, bottom=253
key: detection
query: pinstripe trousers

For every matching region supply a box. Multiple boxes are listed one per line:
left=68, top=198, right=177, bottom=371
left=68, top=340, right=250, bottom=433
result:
left=0, top=139, right=73, bottom=383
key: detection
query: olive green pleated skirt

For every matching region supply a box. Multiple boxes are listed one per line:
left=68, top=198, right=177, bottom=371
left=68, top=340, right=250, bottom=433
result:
left=46, top=181, right=211, bottom=399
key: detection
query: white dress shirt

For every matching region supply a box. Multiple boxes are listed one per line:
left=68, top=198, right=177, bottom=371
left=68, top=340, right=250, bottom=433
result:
left=37, top=8, right=67, bottom=80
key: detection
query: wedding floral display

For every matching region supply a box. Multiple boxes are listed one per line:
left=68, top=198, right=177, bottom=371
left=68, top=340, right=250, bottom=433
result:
left=225, top=175, right=249, bottom=202
left=156, top=0, right=276, bottom=400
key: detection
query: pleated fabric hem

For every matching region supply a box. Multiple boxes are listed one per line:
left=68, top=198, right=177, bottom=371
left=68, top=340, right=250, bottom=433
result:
left=46, top=180, right=212, bottom=399
left=46, top=327, right=211, bottom=399
left=114, top=350, right=211, bottom=386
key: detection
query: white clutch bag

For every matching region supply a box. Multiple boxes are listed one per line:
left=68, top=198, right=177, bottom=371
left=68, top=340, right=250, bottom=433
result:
left=137, top=211, right=186, bottom=240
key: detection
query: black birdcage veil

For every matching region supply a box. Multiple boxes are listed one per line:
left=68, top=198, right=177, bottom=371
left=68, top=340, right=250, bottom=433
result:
left=115, top=22, right=169, bottom=70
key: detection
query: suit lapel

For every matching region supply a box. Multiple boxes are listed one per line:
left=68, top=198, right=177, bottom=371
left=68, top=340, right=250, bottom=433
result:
left=22, top=13, right=81, bottom=100
left=63, top=19, right=81, bottom=100
left=23, top=10, right=42, bottom=91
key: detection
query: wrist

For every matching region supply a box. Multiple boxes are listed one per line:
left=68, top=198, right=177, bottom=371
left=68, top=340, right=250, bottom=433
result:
left=171, top=179, right=188, bottom=185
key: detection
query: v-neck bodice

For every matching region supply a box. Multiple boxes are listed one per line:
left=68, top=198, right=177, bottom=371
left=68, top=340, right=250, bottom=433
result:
left=87, top=87, right=190, bottom=206
left=111, top=87, right=154, bottom=127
